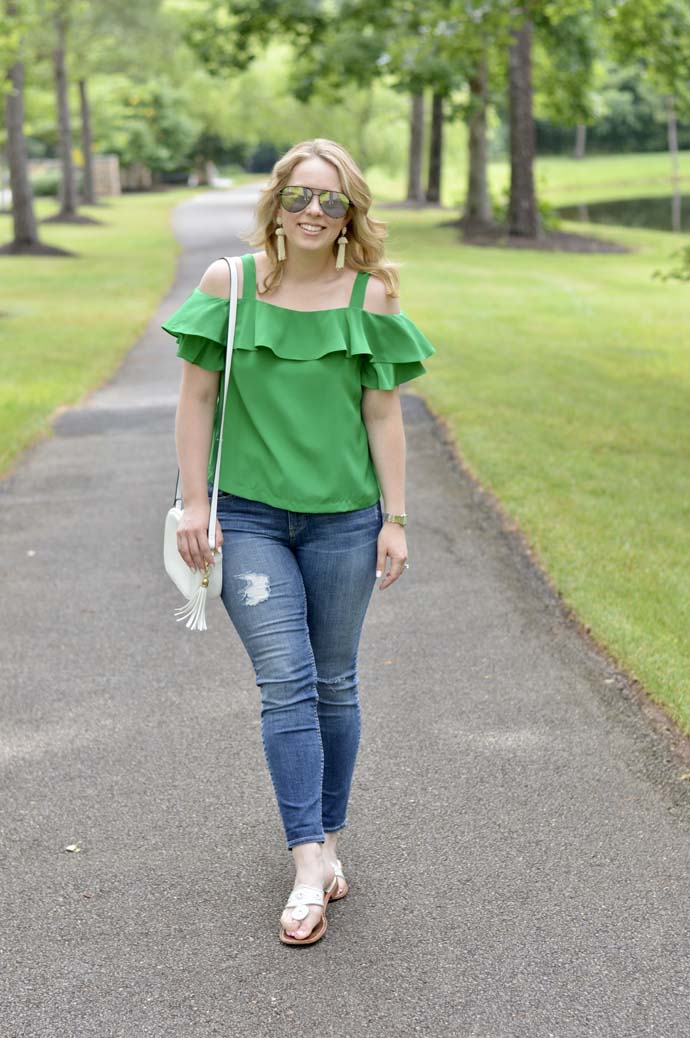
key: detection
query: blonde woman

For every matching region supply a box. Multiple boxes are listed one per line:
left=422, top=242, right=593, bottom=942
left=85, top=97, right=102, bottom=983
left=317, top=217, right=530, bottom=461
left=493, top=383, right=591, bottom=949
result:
left=162, top=138, right=436, bottom=945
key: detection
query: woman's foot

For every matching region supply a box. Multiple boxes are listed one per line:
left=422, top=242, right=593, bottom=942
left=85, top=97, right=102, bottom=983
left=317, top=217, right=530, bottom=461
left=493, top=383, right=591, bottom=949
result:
left=280, top=844, right=336, bottom=940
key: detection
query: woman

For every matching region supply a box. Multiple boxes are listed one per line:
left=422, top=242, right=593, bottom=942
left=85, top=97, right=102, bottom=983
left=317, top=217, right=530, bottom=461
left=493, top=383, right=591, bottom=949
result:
left=162, top=138, right=435, bottom=946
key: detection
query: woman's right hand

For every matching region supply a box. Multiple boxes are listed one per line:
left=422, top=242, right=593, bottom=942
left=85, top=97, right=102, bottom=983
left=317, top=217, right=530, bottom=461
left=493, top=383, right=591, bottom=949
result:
left=176, top=504, right=224, bottom=572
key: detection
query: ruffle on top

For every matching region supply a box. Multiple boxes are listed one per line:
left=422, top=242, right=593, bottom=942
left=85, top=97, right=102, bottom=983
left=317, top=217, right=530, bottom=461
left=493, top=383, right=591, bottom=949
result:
left=161, top=288, right=436, bottom=390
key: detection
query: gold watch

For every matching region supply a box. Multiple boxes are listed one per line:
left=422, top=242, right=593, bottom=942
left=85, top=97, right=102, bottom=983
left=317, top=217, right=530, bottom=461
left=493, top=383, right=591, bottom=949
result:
left=382, top=512, right=407, bottom=527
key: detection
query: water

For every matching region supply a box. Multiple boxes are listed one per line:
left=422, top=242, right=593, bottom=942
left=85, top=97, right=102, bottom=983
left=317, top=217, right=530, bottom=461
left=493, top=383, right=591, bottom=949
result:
left=558, top=194, right=690, bottom=232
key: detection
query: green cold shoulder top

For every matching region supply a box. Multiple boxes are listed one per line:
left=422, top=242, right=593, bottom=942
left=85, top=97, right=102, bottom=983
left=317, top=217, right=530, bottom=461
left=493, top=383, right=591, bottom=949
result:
left=161, top=252, right=436, bottom=513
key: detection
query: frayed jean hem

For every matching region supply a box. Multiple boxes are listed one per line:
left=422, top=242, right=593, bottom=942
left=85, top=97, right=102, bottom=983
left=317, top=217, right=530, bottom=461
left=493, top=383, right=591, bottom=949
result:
left=287, top=835, right=325, bottom=851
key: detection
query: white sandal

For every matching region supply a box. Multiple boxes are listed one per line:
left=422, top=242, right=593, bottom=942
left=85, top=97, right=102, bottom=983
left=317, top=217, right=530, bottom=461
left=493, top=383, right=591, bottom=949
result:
left=279, top=877, right=337, bottom=946
left=330, top=859, right=349, bottom=901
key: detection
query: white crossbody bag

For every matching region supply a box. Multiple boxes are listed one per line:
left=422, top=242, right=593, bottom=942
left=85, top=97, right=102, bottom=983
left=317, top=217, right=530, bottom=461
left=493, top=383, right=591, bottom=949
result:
left=163, top=255, right=240, bottom=631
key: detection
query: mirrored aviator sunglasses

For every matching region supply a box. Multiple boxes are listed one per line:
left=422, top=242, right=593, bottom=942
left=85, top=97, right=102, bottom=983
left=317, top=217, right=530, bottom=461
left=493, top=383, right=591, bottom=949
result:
left=279, top=185, right=351, bottom=219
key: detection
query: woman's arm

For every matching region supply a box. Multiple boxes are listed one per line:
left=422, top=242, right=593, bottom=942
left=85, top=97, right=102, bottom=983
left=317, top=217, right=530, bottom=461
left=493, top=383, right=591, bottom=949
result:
left=360, top=275, right=408, bottom=589
left=174, top=359, right=224, bottom=572
left=361, top=386, right=406, bottom=515
left=175, top=360, right=219, bottom=510
left=362, top=387, right=409, bottom=590
left=173, top=258, right=242, bottom=570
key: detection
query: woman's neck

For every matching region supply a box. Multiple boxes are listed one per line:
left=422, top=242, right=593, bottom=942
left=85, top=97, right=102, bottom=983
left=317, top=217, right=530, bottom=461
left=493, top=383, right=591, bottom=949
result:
left=282, top=247, right=339, bottom=284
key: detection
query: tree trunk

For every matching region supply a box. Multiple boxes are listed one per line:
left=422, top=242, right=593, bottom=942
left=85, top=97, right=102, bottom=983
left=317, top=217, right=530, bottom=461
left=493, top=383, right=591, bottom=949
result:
left=54, top=13, right=77, bottom=217
left=194, top=156, right=210, bottom=186
left=426, top=92, right=443, bottom=203
left=406, top=92, right=425, bottom=204
left=463, top=52, right=493, bottom=233
left=4, top=57, right=40, bottom=248
left=508, top=17, right=539, bottom=237
left=667, top=94, right=681, bottom=233
left=79, top=78, right=95, bottom=205
left=574, top=122, right=586, bottom=159
left=0, top=147, right=9, bottom=211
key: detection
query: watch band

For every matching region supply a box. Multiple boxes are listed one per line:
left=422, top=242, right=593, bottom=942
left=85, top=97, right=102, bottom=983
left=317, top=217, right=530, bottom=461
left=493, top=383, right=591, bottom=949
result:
left=382, top=512, right=407, bottom=526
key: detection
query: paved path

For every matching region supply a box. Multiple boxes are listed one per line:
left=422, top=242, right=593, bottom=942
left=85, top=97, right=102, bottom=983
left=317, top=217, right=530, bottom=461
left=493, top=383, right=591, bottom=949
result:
left=1, top=188, right=689, bottom=1038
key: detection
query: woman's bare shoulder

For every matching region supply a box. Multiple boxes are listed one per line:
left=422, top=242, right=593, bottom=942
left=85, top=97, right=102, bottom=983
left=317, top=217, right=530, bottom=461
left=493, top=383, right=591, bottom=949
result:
left=198, top=255, right=245, bottom=299
left=362, top=272, right=401, bottom=315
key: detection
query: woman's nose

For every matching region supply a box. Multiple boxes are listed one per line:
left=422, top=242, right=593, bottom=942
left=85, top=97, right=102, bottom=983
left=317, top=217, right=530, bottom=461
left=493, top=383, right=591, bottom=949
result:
left=304, top=194, right=324, bottom=218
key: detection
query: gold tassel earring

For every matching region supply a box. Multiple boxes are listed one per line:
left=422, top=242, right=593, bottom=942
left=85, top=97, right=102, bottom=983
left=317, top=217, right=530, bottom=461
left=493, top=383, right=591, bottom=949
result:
left=275, top=216, right=286, bottom=262
left=336, top=226, right=348, bottom=270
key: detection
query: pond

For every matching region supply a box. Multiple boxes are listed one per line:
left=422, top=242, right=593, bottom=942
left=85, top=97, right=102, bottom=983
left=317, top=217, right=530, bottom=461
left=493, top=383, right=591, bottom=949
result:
left=557, top=194, right=690, bottom=232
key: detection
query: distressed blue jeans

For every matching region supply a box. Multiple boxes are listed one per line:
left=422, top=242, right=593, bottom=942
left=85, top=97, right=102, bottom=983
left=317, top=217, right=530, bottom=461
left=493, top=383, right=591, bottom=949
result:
left=209, top=482, right=382, bottom=850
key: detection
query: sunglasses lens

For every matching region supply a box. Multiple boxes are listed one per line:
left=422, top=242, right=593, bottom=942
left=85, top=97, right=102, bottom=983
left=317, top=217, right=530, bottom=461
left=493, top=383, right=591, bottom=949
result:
left=280, top=186, right=350, bottom=218
left=321, top=192, right=348, bottom=218
left=280, top=186, right=310, bottom=212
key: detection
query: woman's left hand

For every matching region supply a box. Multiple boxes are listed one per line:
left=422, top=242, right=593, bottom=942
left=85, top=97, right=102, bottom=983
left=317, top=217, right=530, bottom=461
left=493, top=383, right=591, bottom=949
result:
left=376, top=524, right=408, bottom=590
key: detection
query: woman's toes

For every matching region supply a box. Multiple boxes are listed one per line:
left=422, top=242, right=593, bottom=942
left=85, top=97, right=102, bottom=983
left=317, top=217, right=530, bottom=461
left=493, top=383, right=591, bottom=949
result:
left=283, top=905, right=319, bottom=939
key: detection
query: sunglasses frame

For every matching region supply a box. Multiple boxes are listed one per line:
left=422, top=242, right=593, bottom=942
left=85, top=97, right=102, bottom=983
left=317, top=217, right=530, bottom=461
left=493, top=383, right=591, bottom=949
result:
left=278, top=185, right=352, bottom=220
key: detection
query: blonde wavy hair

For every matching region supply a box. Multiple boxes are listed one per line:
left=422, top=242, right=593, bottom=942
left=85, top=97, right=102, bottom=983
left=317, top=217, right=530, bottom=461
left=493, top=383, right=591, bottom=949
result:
left=244, top=138, right=400, bottom=297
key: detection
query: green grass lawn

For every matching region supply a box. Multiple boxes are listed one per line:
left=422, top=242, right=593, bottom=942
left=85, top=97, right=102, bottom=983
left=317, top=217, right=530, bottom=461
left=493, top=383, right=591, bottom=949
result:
left=1, top=158, right=689, bottom=736
left=368, top=148, right=690, bottom=208
left=387, top=208, right=690, bottom=736
left=0, top=189, right=198, bottom=474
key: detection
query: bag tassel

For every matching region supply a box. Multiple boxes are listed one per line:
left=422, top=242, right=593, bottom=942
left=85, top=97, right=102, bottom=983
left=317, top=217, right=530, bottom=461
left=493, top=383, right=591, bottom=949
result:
left=174, top=566, right=210, bottom=632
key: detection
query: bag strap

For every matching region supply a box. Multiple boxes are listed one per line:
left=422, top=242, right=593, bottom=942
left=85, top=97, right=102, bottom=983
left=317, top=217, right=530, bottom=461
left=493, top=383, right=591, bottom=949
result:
left=173, top=255, right=240, bottom=551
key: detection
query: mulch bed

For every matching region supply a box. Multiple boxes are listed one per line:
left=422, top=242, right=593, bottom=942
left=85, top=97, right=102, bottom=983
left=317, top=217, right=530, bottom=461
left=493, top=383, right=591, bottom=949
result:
left=0, top=241, right=74, bottom=256
left=444, top=220, right=631, bottom=254
left=378, top=200, right=631, bottom=254
left=41, top=212, right=103, bottom=225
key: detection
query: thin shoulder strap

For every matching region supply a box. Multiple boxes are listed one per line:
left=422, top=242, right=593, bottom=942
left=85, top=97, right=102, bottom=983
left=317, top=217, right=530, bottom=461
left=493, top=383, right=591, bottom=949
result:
left=240, top=253, right=256, bottom=301
left=173, top=256, right=240, bottom=552
left=349, top=270, right=370, bottom=310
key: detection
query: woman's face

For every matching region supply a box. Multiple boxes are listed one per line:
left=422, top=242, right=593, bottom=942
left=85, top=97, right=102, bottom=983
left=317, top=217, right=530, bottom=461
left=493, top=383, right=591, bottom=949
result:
left=276, top=156, right=350, bottom=258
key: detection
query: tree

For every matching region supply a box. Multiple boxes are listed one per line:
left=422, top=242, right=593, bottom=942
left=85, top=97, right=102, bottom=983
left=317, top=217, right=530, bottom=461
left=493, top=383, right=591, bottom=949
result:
left=2, top=0, right=39, bottom=248
left=1, top=0, right=67, bottom=254
left=67, top=0, right=167, bottom=203
left=407, top=92, right=425, bottom=203
left=445, top=2, right=517, bottom=236
left=426, top=90, right=443, bottom=203
left=605, top=0, right=690, bottom=231
left=507, top=0, right=606, bottom=237
left=184, top=0, right=458, bottom=206
left=534, top=9, right=600, bottom=159
left=464, top=51, right=493, bottom=230
left=386, top=1, right=517, bottom=233
left=50, top=0, right=77, bottom=218
left=507, top=12, right=538, bottom=237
